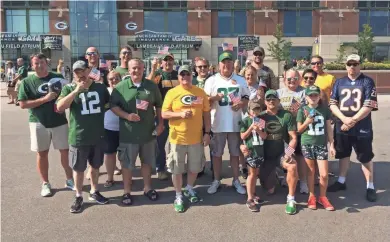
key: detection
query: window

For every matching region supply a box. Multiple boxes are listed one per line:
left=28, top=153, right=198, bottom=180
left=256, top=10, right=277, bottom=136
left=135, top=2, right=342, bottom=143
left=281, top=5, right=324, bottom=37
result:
left=6, top=10, right=27, bottom=34
left=144, top=11, right=188, bottom=34
left=359, top=10, right=390, bottom=36
left=290, top=47, right=313, bottom=60
left=217, top=11, right=247, bottom=37
left=275, top=1, right=320, bottom=9
left=69, top=1, right=119, bottom=61
left=143, top=1, right=187, bottom=9
left=3, top=1, right=49, bottom=8
left=283, top=11, right=312, bottom=37
left=373, top=45, right=390, bottom=62
left=358, top=1, right=390, bottom=9
left=217, top=48, right=238, bottom=62
left=209, top=1, right=254, bottom=10
left=5, top=9, right=48, bottom=35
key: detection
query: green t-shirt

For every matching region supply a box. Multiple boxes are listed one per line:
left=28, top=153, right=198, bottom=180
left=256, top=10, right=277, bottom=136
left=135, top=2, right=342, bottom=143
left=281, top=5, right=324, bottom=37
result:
left=192, top=76, right=207, bottom=89
left=153, top=69, right=179, bottom=99
left=260, top=109, right=297, bottom=159
left=18, top=72, right=68, bottom=128
left=110, top=76, right=163, bottom=144
left=18, top=65, right=28, bottom=78
left=115, top=66, right=128, bottom=78
left=297, top=105, right=331, bottom=146
left=58, top=82, right=110, bottom=146
left=240, top=116, right=264, bottom=159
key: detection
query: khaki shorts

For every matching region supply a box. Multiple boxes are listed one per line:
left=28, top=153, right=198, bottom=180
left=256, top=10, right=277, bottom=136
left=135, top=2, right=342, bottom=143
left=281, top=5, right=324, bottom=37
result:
left=29, top=122, right=69, bottom=152
left=167, top=143, right=205, bottom=175
left=14, top=80, right=22, bottom=92
left=117, top=139, right=157, bottom=171
left=210, top=132, right=240, bottom=157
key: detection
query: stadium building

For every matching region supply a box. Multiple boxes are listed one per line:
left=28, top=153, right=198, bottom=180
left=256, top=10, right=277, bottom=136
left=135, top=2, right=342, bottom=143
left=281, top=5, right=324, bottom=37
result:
left=1, top=0, right=390, bottom=72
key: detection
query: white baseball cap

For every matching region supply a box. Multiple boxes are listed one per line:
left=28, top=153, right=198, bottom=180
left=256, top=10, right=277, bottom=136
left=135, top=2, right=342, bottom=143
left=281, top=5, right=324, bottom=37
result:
left=346, top=54, right=360, bottom=63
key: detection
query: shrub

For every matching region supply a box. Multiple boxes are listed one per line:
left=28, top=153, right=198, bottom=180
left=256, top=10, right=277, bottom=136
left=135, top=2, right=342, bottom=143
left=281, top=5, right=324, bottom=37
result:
left=324, top=62, right=390, bottom=70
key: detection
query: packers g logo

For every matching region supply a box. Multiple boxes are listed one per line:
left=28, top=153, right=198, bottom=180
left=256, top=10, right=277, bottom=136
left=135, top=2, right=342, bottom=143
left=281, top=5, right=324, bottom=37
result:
left=37, top=83, right=49, bottom=94
left=181, top=95, right=195, bottom=105
left=266, top=120, right=282, bottom=133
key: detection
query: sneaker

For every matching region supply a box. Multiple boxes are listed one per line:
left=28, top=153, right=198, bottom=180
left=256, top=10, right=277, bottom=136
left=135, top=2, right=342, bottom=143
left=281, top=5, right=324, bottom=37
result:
left=241, top=167, right=248, bottom=179
left=232, top=179, right=246, bottom=195
left=327, top=181, right=347, bottom=192
left=41, top=182, right=52, bottom=197
left=65, top=179, right=75, bottom=191
left=70, top=196, right=83, bottom=213
left=174, top=196, right=185, bottom=213
left=183, top=188, right=201, bottom=203
left=318, top=196, right=335, bottom=211
left=114, top=168, right=122, bottom=175
left=285, top=199, right=297, bottom=215
left=157, top=171, right=169, bottom=181
left=246, top=199, right=259, bottom=212
left=89, top=191, right=109, bottom=204
left=366, top=188, right=377, bottom=202
left=300, top=182, right=309, bottom=194
left=307, top=195, right=317, bottom=210
left=207, top=180, right=221, bottom=194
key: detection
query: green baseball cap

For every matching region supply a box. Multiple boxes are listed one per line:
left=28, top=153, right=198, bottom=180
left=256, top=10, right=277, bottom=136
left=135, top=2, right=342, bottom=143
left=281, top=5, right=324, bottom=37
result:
left=219, top=52, right=233, bottom=62
left=265, top=89, right=279, bottom=99
left=178, top=65, right=191, bottom=75
left=305, top=85, right=321, bottom=96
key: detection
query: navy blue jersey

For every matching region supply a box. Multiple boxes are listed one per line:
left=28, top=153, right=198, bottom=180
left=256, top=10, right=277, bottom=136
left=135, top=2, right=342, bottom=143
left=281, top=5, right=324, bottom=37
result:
left=329, top=74, right=378, bottom=137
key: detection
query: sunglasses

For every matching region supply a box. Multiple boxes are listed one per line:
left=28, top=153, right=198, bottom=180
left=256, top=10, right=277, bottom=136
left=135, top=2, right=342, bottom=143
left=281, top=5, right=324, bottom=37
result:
left=311, top=61, right=322, bottom=66
left=86, top=52, right=97, bottom=56
left=303, top=76, right=315, bottom=81
left=286, top=77, right=299, bottom=82
left=254, top=52, right=263, bottom=57
left=266, top=98, right=277, bottom=102
left=121, top=51, right=131, bottom=55
left=347, top=63, right=359, bottom=67
left=180, top=72, right=191, bottom=77
left=197, top=65, right=208, bottom=69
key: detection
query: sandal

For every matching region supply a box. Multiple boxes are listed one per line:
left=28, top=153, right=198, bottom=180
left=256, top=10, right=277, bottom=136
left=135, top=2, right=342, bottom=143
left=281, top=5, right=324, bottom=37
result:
left=253, top=195, right=264, bottom=205
left=246, top=199, right=260, bottom=212
left=104, top=180, right=114, bottom=188
left=144, top=189, right=159, bottom=201
left=267, top=187, right=276, bottom=196
left=122, top=193, right=133, bottom=205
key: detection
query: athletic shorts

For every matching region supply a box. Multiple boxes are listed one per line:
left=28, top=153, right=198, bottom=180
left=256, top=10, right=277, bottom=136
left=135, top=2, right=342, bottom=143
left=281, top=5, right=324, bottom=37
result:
left=301, top=144, right=328, bottom=161
left=104, top=129, right=119, bottom=154
left=210, top=132, right=240, bottom=157
left=167, top=143, right=205, bottom=175
left=117, top=139, right=157, bottom=171
left=335, top=134, right=374, bottom=164
left=246, top=155, right=264, bottom=169
left=69, top=138, right=105, bottom=172
left=29, top=122, right=69, bottom=152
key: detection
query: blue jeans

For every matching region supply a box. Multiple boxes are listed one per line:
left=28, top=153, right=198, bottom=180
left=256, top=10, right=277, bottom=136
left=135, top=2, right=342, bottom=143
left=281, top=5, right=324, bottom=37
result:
left=156, top=119, right=169, bottom=172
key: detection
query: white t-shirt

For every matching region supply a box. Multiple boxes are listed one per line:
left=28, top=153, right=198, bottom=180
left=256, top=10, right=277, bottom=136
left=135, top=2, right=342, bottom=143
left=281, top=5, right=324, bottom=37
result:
left=277, top=86, right=306, bottom=111
left=204, top=73, right=250, bottom=133
left=104, top=87, right=119, bottom=131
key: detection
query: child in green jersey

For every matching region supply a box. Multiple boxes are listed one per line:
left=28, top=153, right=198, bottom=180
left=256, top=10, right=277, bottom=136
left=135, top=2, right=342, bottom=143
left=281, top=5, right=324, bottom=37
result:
left=297, top=85, right=336, bottom=211
left=240, top=100, right=267, bottom=212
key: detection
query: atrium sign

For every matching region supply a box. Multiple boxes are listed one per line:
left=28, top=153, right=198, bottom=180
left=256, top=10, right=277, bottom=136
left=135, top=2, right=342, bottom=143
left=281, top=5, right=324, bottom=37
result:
left=129, top=30, right=202, bottom=49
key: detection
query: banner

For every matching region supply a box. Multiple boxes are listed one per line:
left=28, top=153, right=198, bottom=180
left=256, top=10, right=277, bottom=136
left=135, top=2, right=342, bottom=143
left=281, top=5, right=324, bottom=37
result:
left=41, top=35, right=63, bottom=50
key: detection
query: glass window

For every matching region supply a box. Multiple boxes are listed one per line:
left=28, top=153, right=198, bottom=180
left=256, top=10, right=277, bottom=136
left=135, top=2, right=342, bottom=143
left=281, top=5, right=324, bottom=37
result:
left=290, top=47, right=313, bottom=60
left=5, top=10, right=27, bottom=34
left=360, top=10, right=390, bottom=36
left=283, top=10, right=312, bottom=37
left=218, top=11, right=247, bottom=37
left=5, top=9, right=48, bottom=34
left=373, top=45, right=390, bottom=62
left=144, top=11, right=187, bottom=34
left=144, top=11, right=165, bottom=32
left=167, top=12, right=187, bottom=34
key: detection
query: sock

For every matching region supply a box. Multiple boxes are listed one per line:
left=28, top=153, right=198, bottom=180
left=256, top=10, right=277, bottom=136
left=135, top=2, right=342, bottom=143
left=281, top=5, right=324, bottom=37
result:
left=338, top=176, right=346, bottom=184
left=185, top=184, right=193, bottom=191
left=176, top=192, right=182, bottom=199
left=76, top=192, right=82, bottom=197
left=287, top=195, right=295, bottom=201
left=300, top=181, right=307, bottom=187
left=367, top=182, right=375, bottom=189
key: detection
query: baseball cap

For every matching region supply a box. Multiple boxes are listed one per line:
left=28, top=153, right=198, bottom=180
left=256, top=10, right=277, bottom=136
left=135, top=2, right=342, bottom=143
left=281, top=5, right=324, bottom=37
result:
left=253, top=46, right=265, bottom=55
left=265, top=89, right=279, bottom=99
left=178, top=65, right=191, bottom=75
left=218, top=52, right=233, bottom=62
left=163, top=53, right=174, bottom=60
left=72, top=60, right=87, bottom=71
left=305, top=85, right=321, bottom=96
left=248, top=100, right=262, bottom=111
left=346, top=54, right=360, bottom=63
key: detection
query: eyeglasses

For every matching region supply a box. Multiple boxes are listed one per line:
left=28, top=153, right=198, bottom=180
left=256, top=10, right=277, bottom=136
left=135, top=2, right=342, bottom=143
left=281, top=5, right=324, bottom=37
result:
left=180, top=72, right=191, bottom=77
left=254, top=52, right=263, bottom=57
left=196, top=65, right=208, bottom=69
left=303, top=76, right=315, bottom=81
left=310, top=61, right=322, bottom=66
left=347, top=63, right=359, bottom=67
left=286, top=77, right=299, bottom=82
left=266, top=98, right=277, bottom=102
left=86, top=52, right=97, bottom=56
left=121, top=51, right=132, bottom=55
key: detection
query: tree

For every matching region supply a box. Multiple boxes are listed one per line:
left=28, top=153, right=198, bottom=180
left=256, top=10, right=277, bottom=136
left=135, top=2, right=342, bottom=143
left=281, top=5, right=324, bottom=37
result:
left=267, top=24, right=292, bottom=75
left=336, top=44, right=346, bottom=63
left=353, top=24, right=374, bottom=62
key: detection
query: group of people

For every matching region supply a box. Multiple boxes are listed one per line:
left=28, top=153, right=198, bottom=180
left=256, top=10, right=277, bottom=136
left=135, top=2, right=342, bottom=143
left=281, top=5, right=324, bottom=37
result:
left=15, top=44, right=378, bottom=214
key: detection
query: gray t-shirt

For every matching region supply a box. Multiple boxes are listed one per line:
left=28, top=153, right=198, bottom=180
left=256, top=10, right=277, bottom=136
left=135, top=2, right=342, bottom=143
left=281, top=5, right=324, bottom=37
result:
left=248, top=83, right=259, bottom=100
left=277, top=86, right=305, bottom=115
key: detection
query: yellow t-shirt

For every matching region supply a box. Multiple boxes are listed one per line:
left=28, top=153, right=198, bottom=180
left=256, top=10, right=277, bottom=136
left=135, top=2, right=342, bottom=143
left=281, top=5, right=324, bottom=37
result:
left=314, top=73, right=335, bottom=100
left=162, top=85, right=211, bottom=145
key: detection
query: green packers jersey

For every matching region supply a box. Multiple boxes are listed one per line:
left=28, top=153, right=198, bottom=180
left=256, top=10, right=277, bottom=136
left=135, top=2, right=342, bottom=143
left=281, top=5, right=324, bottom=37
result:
left=17, top=72, right=67, bottom=128
left=240, top=117, right=265, bottom=159
left=297, top=105, right=331, bottom=145
left=260, top=109, right=296, bottom=159
left=59, top=82, right=110, bottom=146
left=17, top=65, right=28, bottom=78
left=114, top=66, right=128, bottom=78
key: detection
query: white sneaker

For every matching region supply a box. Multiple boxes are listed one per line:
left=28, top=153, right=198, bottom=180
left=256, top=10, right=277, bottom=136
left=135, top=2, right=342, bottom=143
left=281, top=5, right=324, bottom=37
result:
left=300, top=182, right=309, bottom=194
left=41, top=182, right=52, bottom=197
left=232, top=179, right=246, bottom=195
left=207, top=180, right=221, bottom=194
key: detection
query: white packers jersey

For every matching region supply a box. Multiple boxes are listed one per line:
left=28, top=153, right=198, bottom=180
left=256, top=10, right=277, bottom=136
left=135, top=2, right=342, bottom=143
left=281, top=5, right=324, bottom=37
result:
left=204, top=73, right=250, bottom=132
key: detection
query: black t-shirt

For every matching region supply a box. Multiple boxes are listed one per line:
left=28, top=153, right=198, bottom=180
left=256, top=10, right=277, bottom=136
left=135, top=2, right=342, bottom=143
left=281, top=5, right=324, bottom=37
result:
left=153, top=69, right=179, bottom=99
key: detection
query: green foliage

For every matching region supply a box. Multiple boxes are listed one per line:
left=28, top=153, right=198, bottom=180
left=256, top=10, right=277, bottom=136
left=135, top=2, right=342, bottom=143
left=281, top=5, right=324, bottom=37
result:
left=324, top=62, right=390, bottom=70
left=336, top=45, right=346, bottom=63
left=353, top=24, right=375, bottom=61
left=267, top=24, right=292, bottom=63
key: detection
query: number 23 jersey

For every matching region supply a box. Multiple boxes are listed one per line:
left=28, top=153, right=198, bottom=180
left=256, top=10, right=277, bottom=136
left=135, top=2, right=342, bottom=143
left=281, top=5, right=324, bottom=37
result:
left=58, top=82, right=110, bottom=146
left=204, top=73, right=250, bottom=132
left=329, top=74, right=378, bottom=136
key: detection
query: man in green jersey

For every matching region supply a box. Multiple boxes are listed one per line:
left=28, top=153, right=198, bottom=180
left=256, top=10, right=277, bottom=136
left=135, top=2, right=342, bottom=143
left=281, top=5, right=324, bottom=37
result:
left=13, top=58, right=29, bottom=106
left=57, top=60, right=110, bottom=213
left=111, top=58, right=164, bottom=206
left=115, top=46, right=132, bottom=78
left=18, top=53, right=73, bottom=197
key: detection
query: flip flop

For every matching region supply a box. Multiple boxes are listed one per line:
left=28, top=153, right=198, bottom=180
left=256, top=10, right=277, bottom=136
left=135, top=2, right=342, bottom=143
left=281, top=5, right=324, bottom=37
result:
left=122, top=193, right=133, bottom=205
left=144, top=189, right=159, bottom=201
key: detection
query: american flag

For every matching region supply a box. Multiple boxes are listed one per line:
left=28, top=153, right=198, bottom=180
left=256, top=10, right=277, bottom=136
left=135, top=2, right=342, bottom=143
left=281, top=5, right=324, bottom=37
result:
left=136, top=99, right=149, bottom=110
left=229, top=91, right=240, bottom=103
left=290, top=98, right=301, bottom=112
left=89, top=68, right=101, bottom=81
left=191, top=96, right=203, bottom=105
left=285, top=146, right=295, bottom=157
left=158, top=46, right=169, bottom=54
left=222, top=43, right=233, bottom=51
left=99, top=59, right=108, bottom=69
left=258, top=118, right=266, bottom=129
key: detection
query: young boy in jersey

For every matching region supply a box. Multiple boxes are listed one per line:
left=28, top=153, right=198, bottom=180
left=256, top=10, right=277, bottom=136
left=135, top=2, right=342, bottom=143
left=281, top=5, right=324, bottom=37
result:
left=240, top=100, right=267, bottom=212
left=297, top=85, right=335, bottom=211
left=56, top=60, right=110, bottom=213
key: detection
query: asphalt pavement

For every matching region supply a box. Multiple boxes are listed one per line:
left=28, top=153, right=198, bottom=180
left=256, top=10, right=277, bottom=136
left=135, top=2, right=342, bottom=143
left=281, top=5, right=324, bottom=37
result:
left=1, top=93, right=390, bottom=242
